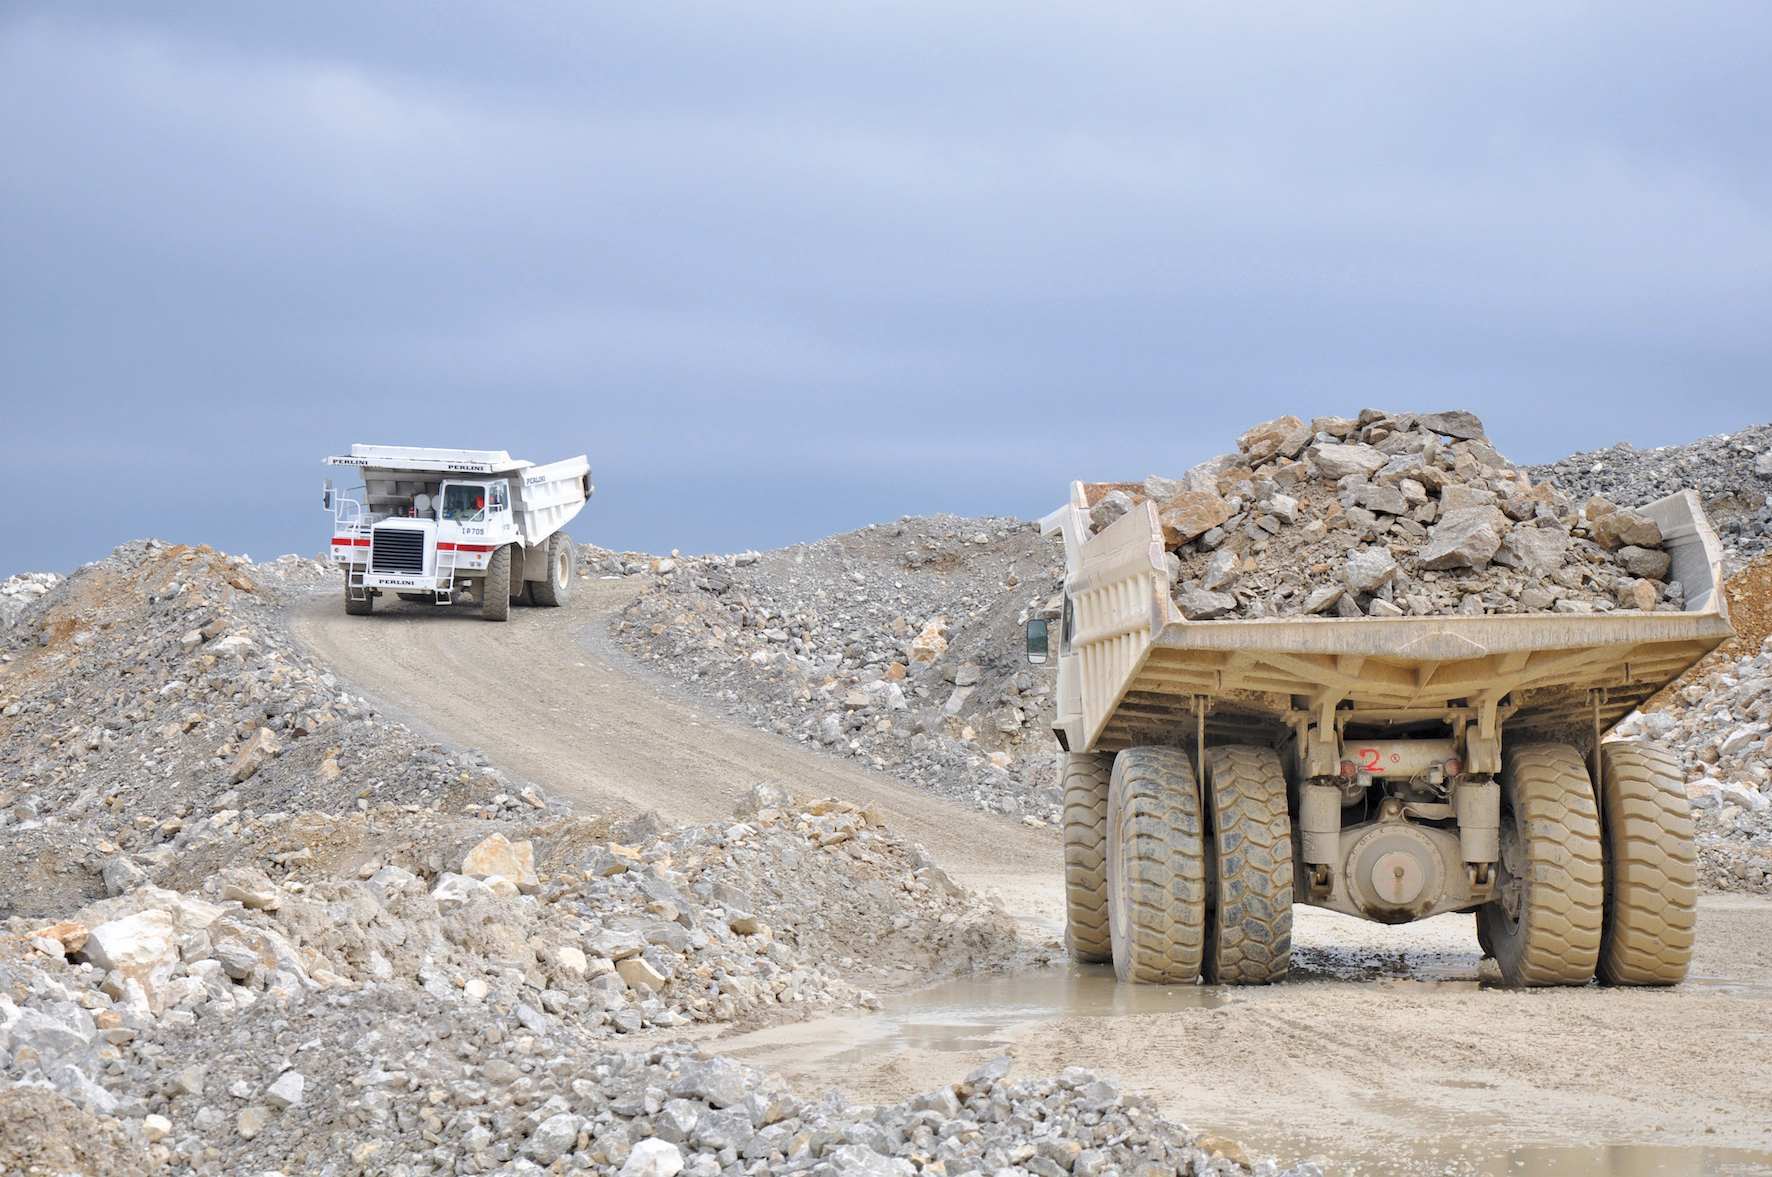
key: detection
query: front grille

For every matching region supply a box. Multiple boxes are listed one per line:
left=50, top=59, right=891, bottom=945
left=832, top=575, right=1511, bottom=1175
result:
left=370, top=527, right=426, bottom=574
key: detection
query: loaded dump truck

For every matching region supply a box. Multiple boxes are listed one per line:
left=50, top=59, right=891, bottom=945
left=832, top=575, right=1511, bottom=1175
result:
left=323, top=445, right=592, bottom=621
left=1032, top=482, right=1732, bottom=988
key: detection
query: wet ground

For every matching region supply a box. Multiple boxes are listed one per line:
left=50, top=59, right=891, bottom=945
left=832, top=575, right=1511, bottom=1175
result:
left=716, top=902, right=1772, bottom=1176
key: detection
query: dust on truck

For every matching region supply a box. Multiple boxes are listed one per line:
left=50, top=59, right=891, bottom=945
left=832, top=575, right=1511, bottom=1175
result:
left=1031, top=482, right=1732, bottom=988
left=323, top=445, right=592, bottom=621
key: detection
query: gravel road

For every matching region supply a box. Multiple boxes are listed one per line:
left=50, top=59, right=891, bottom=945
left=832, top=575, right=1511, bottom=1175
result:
left=293, top=569, right=1772, bottom=1174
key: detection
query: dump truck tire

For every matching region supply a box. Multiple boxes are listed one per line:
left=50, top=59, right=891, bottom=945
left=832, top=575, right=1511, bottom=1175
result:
left=532, top=532, right=575, bottom=607
left=1478, top=742, right=1603, bottom=987
left=1595, top=741, right=1696, bottom=986
left=482, top=547, right=511, bottom=622
left=1203, top=745, right=1294, bottom=985
left=1106, top=746, right=1206, bottom=985
left=1061, top=751, right=1114, bottom=963
left=343, top=573, right=372, bottom=616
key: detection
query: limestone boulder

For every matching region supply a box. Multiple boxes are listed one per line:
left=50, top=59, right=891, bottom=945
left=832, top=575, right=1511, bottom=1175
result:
left=1236, top=415, right=1311, bottom=463
left=1156, top=492, right=1234, bottom=546
left=229, top=727, right=280, bottom=784
left=1590, top=509, right=1663, bottom=551
left=462, top=833, right=538, bottom=894
left=1494, top=525, right=1573, bottom=576
left=1421, top=507, right=1509, bottom=570
left=82, top=909, right=180, bottom=1001
left=1308, top=443, right=1388, bottom=480
left=1414, top=410, right=1488, bottom=441
left=1343, top=547, right=1398, bottom=594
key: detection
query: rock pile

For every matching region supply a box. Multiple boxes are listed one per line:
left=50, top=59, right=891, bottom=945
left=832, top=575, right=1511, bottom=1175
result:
left=607, top=418, right=1772, bottom=905
left=0, top=541, right=560, bottom=924
left=1085, top=409, right=1685, bottom=621
left=1530, top=422, right=1772, bottom=572
left=605, top=517, right=1068, bottom=825
left=0, top=570, right=60, bottom=631
left=0, top=779, right=1037, bottom=1170
left=1620, top=554, right=1772, bottom=893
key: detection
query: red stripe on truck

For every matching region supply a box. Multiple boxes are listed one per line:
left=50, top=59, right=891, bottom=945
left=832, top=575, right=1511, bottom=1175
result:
left=438, top=543, right=496, bottom=553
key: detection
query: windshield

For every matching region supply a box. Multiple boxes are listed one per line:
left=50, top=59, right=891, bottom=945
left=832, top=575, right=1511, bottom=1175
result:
left=442, top=484, right=487, bottom=522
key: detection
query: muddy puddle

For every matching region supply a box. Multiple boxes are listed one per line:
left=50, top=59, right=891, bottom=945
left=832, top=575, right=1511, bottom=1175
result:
left=718, top=957, right=1772, bottom=1177
left=826, top=966, right=1235, bottom=1062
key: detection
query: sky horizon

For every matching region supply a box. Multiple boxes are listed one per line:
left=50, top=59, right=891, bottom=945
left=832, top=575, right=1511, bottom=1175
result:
left=5, top=3, right=1768, bottom=578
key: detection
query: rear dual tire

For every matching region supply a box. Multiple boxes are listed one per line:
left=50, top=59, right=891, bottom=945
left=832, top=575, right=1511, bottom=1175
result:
left=1595, top=741, right=1696, bottom=986
left=1093, top=743, right=1295, bottom=986
left=1478, top=743, right=1604, bottom=987
left=1105, top=747, right=1207, bottom=984
left=531, top=532, right=575, bottom=607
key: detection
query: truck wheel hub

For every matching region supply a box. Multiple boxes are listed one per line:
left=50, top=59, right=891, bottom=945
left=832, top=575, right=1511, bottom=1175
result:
left=1345, top=824, right=1444, bottom=921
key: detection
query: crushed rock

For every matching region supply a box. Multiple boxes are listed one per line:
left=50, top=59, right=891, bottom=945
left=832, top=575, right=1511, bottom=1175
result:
left=1528, top=422, right=1772, bottom=573
left=1087, top=409, right=1686, bottom=621
left=605, top=516, right=1068, bottom=825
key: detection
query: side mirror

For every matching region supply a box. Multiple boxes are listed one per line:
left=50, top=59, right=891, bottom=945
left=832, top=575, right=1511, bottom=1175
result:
left=322, top=481, right=335, bottom=511
left=1025, top=618, right=1050, bottom=664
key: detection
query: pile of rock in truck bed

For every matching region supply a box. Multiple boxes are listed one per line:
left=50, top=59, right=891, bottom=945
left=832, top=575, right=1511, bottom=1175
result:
left=1082, top=408, right=1689, bottom=621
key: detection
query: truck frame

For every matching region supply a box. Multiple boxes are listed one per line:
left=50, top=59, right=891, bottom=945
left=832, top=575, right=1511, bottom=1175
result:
left=1033, top=482, right=1732, bottom=988
left=323, top=445, right=592, bottom=621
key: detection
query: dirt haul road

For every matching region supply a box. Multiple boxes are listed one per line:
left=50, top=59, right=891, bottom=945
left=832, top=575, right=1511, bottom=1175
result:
left=293, top=578, right=1772, bottom=1175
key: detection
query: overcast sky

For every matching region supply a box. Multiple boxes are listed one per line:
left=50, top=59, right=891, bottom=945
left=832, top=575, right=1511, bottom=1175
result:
left=3, top=2, right=1768, bottom=579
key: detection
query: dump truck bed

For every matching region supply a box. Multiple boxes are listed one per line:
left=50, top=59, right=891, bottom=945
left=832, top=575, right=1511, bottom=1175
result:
left=1046, top=484, right=1732, bottom=758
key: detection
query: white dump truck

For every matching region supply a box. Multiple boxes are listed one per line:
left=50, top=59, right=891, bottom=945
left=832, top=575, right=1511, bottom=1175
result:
left=323, top=445, right=592, bottom=621
left=1030, top=483, right=1732, bottom=988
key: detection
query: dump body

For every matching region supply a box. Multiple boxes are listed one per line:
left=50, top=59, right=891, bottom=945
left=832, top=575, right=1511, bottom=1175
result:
left=1043, top=482, right=1731, bottom=774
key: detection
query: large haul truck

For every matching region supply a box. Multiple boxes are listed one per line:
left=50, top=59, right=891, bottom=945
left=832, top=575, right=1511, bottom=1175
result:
left=1031, top=483, right=1731, bottom=988
left=323, top=445, right=592, bottom=622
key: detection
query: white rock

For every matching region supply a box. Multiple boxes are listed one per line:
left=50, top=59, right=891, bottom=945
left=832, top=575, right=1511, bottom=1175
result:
left=432, top=873, right=493, bottom=907
left=1717, top=782, right=1769, bottom=813
left=266, top=1071, right=305, bottom=1109
left=462, top=833, right=538, bottom=893
left=621, top=1139, right=684, bottom=1177
left=526, top=1112, right=582, bottom=1165
left=83, top=910, right=180, bottom=1000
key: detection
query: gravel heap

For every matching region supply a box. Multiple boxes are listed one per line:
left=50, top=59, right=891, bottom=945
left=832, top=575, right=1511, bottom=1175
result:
left=1529, top=422, right=1772, bottom=572
left=1084, top=409, right=1685, bottom=621
left=606, top=516, right=1068, bottom=825
left=0, top=781, right=1045, bottom=1173
left=0, top=571, right=61, bottom=631
left=0, top=541, right=559, bottom=924
left=1618, top=555, right=1772, bottom=894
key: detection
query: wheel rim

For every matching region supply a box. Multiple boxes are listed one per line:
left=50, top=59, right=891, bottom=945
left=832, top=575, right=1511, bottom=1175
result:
left=1496, top=809, right=1525, bottom=927
left=554, top=548, right=570, bottom=588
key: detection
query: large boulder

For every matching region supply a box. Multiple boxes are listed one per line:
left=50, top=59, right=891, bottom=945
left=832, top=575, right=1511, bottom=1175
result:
left=1420, top=507, right=1508, bottom=570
